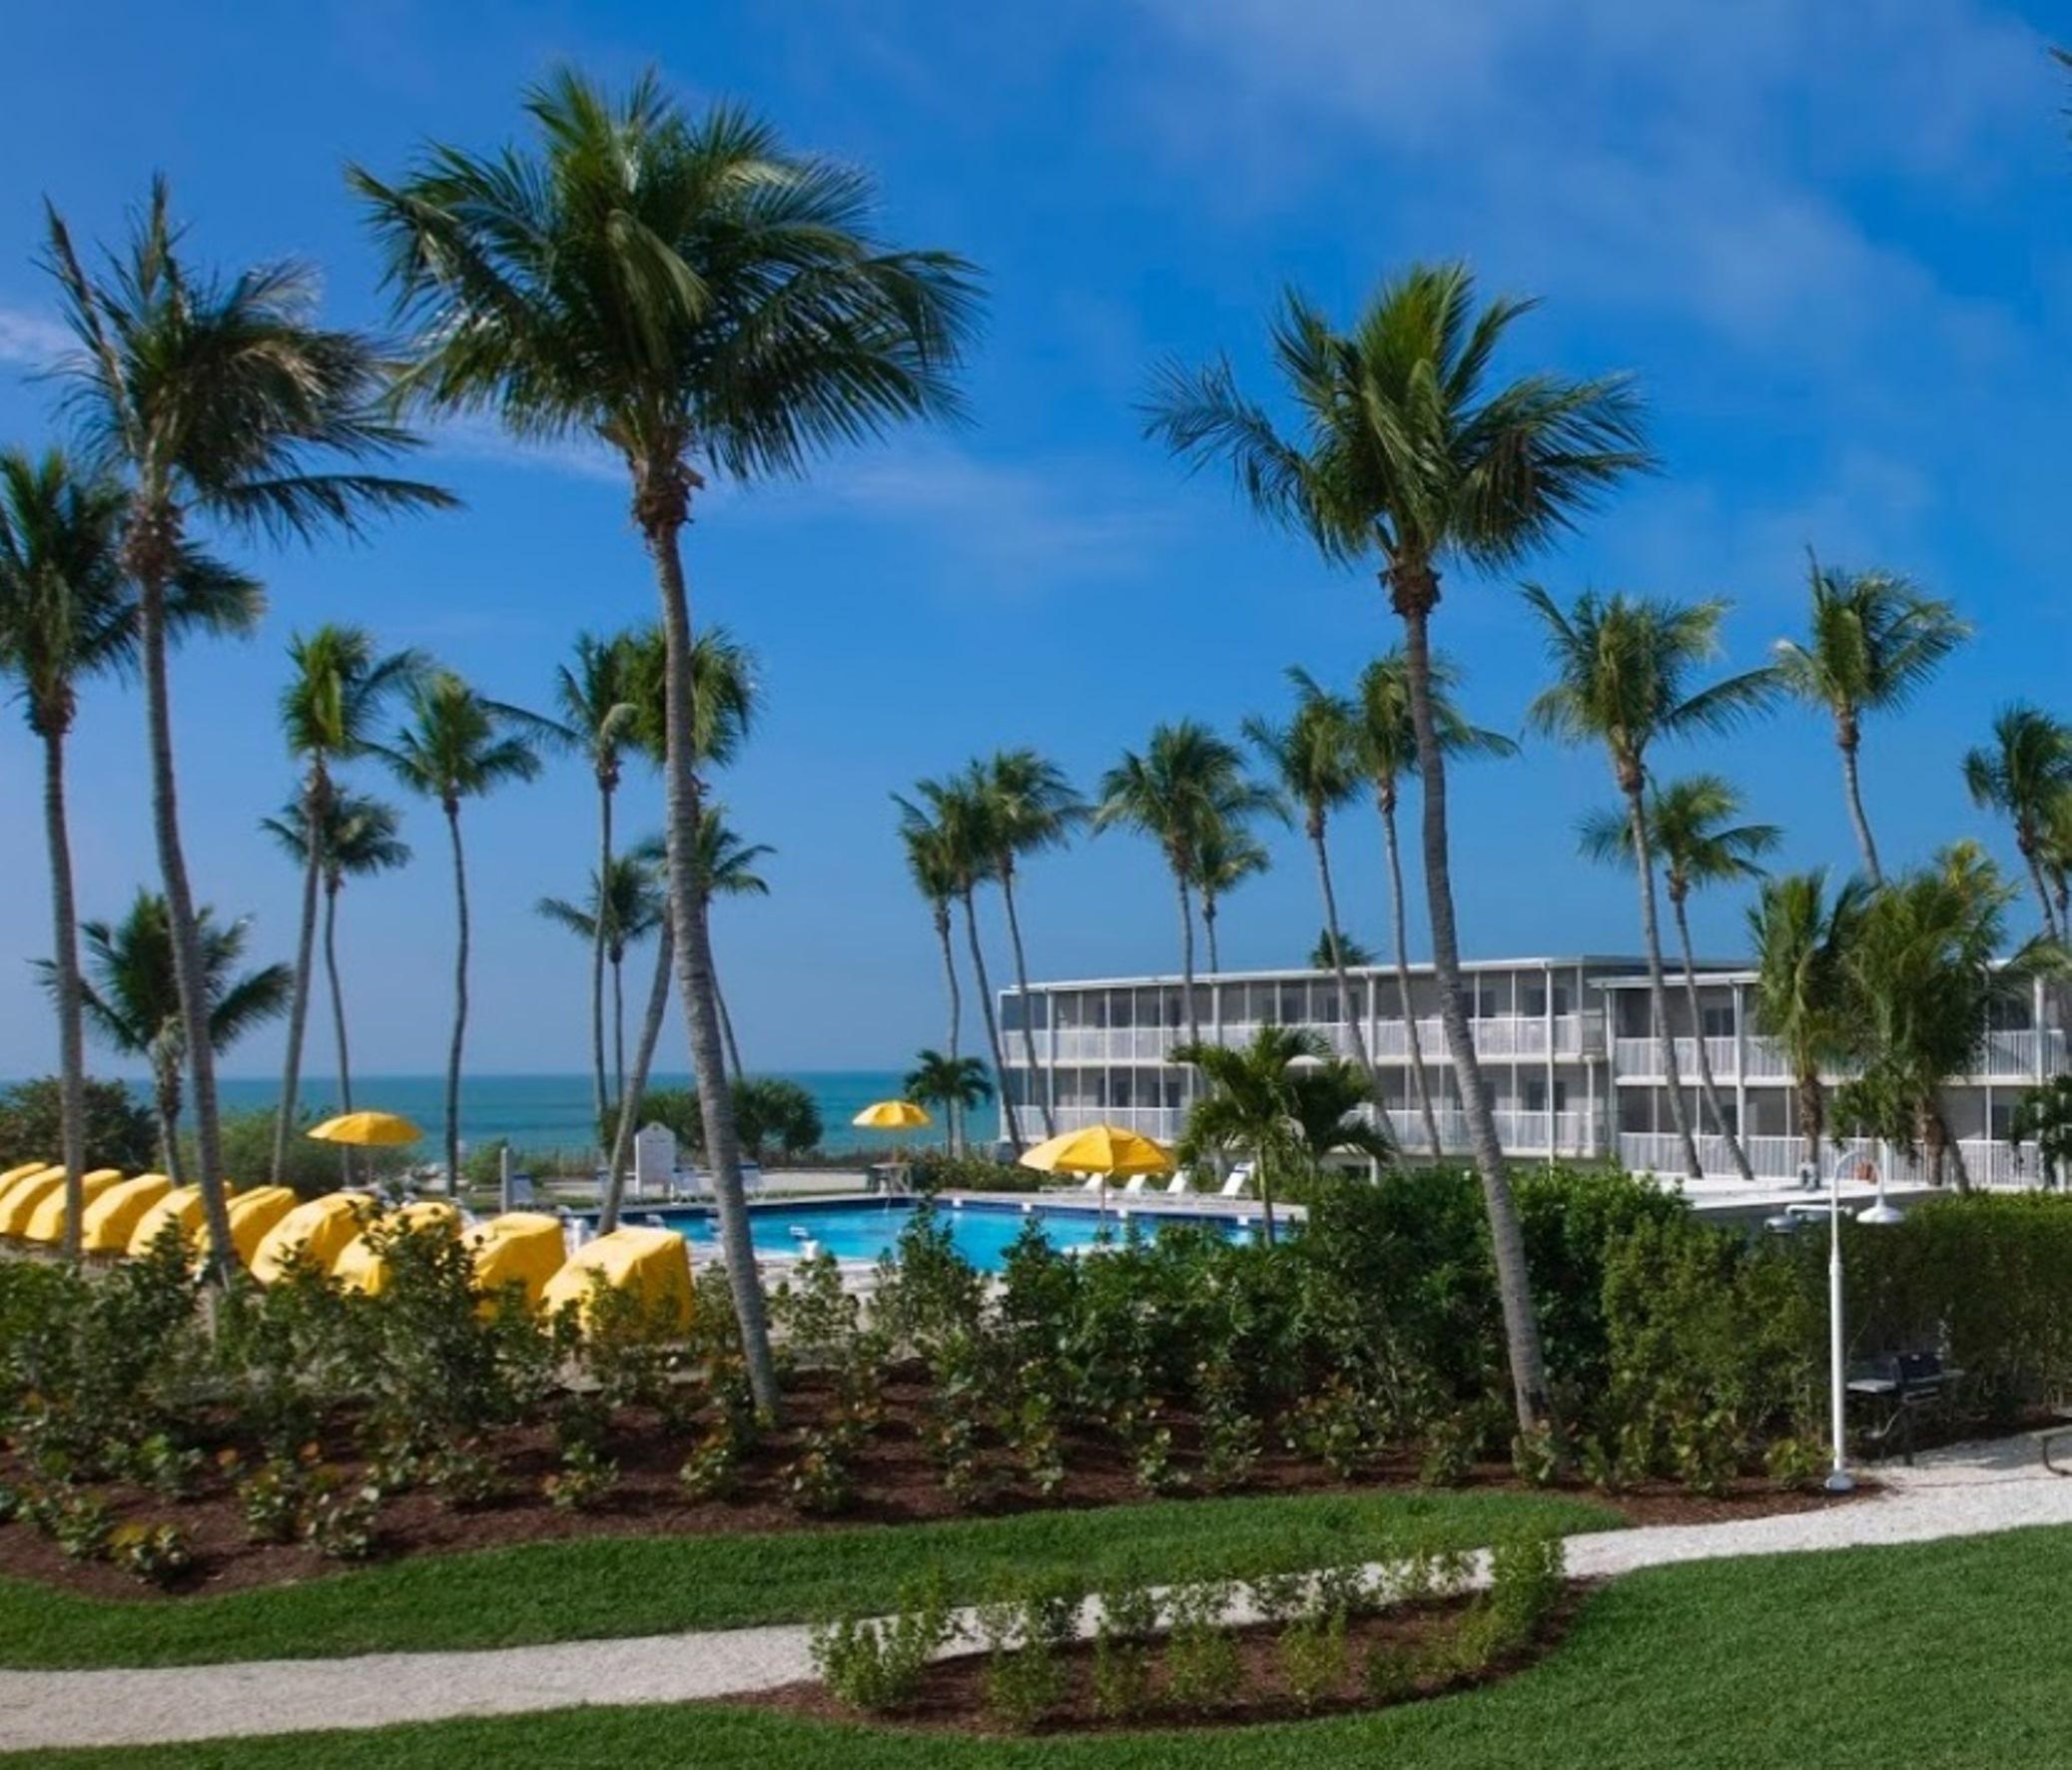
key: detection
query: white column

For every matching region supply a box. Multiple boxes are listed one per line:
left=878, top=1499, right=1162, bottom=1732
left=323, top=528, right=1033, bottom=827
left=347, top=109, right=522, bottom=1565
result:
left=1732, top=979, right=1747, bottom=1148
left=1544, top=961, right=1556, bottom=1162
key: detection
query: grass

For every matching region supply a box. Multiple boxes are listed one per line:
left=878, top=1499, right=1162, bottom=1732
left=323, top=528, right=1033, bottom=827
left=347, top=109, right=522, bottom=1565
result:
left=0, top=1487, right=1612, bottom=1669
left=15, top=1524, right=2069, bottom=1768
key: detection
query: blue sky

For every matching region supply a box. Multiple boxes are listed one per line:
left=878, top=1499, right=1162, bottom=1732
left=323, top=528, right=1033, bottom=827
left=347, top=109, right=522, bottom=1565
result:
left=0, top=0, right=2068, bottom=1079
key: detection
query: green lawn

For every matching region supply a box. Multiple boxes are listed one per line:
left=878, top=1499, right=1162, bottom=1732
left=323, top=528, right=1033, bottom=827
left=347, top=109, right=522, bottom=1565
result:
left=16, top=1525, right=2069, bottom=1768
left=0, top=1487, right=1611, bottom=1669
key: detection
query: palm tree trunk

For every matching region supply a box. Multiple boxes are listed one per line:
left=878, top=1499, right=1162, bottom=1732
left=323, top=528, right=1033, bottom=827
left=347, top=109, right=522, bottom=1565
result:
left=611, top=947, right=627, bottom=1105
left=155, top=1061, right=185, bottom=1187
left=272, top=772, right=325, bottom=1186
left=1626, top=786, right=1703, bottom=1184
left=643, top=501, right=780, bottom=1419
left=40, top=725, right=87, bottom=1261
left=1395, top=582, right=1549, bottom=1433
left=442, top=802, right=469, bottom=1193
left=323, top=880, right=353, bottom=1187
left=603, top=915, right=673, bottom=1231
left=136, top=561, right=233, bottom=1277
left=1380, top=797, right=1444, bottom=1162
left=1202, top=900, right=1220, bottom=974
left=1256, top=1143, right=1275, bottom=1247
left=999, top=871, right=1055, bottom=1139
left=1839, top=726, right=1882, bottom=886
left=2022, top=851, right=2061, bottom=944
left=1176, top=872, right=1201, bottom=1115
left=715, top=970, right=745, bottom=1081
left=1798, top=1074, right=1823, bottom=1174
left=1671, top=892, right=1755, bottom=1182
left=962, top=887, right=1023, bottom=1152
left=1310, top=823, right=1383, bottom=1119
left=590, top=779, right=612, bottom=1138
left=935, top=903, right=962, bottom=1155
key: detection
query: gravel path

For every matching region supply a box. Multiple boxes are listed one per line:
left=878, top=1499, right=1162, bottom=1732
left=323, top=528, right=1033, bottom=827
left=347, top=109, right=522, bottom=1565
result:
left=4, top=1433, right=2068, bottom=1753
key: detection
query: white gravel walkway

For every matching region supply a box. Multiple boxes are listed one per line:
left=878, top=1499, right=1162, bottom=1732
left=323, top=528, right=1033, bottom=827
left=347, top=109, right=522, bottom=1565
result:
left=4, top=1433, right=2069, bottom=1753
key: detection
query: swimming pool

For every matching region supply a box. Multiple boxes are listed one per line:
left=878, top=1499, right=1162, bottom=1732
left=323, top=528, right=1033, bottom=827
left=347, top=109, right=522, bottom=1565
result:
left=621, top=1197, right=1251, bottom=1270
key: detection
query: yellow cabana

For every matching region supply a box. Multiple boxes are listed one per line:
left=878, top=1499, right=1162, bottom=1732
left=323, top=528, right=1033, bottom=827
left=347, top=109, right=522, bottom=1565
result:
left=125, top=1182, right=241, bottom=1258
left=22, top=1168, right=125, bottom=1243
left=466, top=1212, right=568, bottom=1311
left=333, top=1200, right=462, bottom=1296
left=0, top=1160, right=51, bottom=1198
left=0, top=1168, right=71, bottom=1238
left=0, top=1165, right=62, bottom=1230
left=249, top=1191, right=374, bottom=1285
left=540, top=1226, right=691, bottom=1335
left=222, top=1186, right=299, bottom=1266
left=80, top=1173, right=172, bottom=1254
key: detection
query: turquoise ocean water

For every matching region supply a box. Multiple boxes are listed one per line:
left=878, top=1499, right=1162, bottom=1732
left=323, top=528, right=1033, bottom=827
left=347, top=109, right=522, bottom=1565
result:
left=201, top=1070, right=999, bottom=1157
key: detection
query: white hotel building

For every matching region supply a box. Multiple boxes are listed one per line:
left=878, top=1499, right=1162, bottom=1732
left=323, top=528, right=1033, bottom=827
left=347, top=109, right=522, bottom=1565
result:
left=998, top=956, right=2068, bottom=1187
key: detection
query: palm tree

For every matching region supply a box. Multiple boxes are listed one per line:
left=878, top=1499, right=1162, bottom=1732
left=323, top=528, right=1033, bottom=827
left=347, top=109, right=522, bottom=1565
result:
left=52, top=891, right=290, bottom=1180
left=537, top=851, right=667, bottom=1106
left=272, top=625, right=421, bottom=1186
left=545, top=630, right=643, bottom=1131
left=904, top=1048, right=994, bottom=1153
left=690, top=811, right=774, bottom=1084
left=1961, top=704, right=2072, bottom=941
left=354, top=71, right=976, bottom=1414
left=0, top=449, right=258, bottom=1256
left=1349, top=649, right=1517, bottom=1160
left=1582, top=775, right=1777, bottom=1182
left=1525, top=588, right=1775, bottom=1185
left=1771, top=557, right=1969, bottom=885
left=1308, top=927, right=1376, bottom=968
left=602, top=635, right=761, bottom=1226
left=1194, top=819, right=1270, bottom=973
left=896, top=775, right=1024, bottom=1152
left=1248, top=672, right=1379, bottom=1107
left=1745, top=872, right=1869, bottom=1174
left=41, top=179, right=450, bottom=1273
left=2043, top=790, right=2072, bottom=941
left=1145, top=264, right=1650, bottom=1432
left=262, top=791, right=410, bottom=1169
left=975, top=749, right=1083, bottom=1138
left=1093, top=721, right=1279, bottom=1059
left=900, top=811, right=966, bottom=1148
left=380, top=672, right=543, bottom=1188
left=1173, top=1025, right=1390, bottom=1245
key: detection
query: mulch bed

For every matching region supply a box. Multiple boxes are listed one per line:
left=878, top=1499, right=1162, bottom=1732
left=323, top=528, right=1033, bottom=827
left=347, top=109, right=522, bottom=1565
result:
left=744, top=1588, right=1588, bottom=1736
left=0, top=1367, right=1867, bottom=1602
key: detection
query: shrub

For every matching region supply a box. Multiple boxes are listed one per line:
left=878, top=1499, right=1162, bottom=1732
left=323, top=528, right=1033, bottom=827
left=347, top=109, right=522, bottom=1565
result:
left=542, top=1441, right=619, bottom=1513
left=1162, top=1579, right=1241, bottom=1711
left=1278, top=1608, right=1349, bottom=1713
left=424, top=1443, right=505, bottom=1510
left=783, top=1431, right=855, bottom=1517
left=0, top=1075, right=155, bottom=1174
left=809, top=1573, right=958, bottom=1714
left=305, top=1479, right=382, bottom=1560
left=1764, top=1433, right=1827, bottom=1491
left=237, top=1457, right=311, bottom=1544
left=908, top=1149, right=1041, bottom=1195
left=200, top=1106, right=409, bottom=1197
left=108, top=1521, right=194, bottom=1585
left=678, top=1430, right=742, bottom=1502
left=1090, top=1582, right=1159, bottom=1721
left=979, top=1573, right=1079, bottom=1732
left=50, top=1489, right=113, bottom=1561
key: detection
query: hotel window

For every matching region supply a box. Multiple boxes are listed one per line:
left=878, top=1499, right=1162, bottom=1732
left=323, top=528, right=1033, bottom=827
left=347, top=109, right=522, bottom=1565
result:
left=1474, top=979, right=1505, bottom=1018
left=1701, top=1004, right=1735, bottom=1039
left=1279, top=981, right=1308, bottom=1023
left=1519, top=980, right=1547, bottom=1017
left=1110, top=989, right=1136, bottom=1030
left=1987, top=996, right=2034, bottom=1031
left=1247, top=982, right=1277, bottom=1023
left=1315, top=983, right=1341, bottom=1024
left=1552, top=979, right=1574, bottom=1015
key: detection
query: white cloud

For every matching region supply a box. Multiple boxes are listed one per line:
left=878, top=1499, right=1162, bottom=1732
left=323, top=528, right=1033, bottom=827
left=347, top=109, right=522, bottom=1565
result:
left=0, top=306, right=68, bottom=367
left=423, top=414, right=625, bottom=485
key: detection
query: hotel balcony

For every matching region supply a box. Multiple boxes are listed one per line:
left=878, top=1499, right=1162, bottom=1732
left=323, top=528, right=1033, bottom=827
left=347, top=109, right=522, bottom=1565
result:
left=1041, top=1010, right=1605, bottom=1068
left=1617, top=1130, right=2047, bottom=1190
left=1610, top=1027, right=2066, bottom=1085
left=1033, top=1100, right=1596, bottom=1159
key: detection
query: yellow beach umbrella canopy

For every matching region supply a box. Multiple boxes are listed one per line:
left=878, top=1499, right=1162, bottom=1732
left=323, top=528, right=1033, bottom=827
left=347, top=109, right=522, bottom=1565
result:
left=1020, top=1124, right=1175, bottom=1177
left=852, top=1099, right=932, bottom=1131
left=308, top=1111, right=422, bottom=1148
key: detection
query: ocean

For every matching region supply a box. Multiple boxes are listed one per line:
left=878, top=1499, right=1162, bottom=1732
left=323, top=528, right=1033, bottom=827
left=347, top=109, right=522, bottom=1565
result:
left=204, top=1070, right=1000, bottom=1157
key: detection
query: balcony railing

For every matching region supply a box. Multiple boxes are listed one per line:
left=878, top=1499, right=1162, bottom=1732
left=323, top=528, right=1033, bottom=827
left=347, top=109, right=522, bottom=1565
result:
left=1041, top=1011, right=1605, bottom=1068
left=1616, top=1131, right=2046, bottom=1190
left=1035, top=1102, right=1597, bottom=1158
left=1611, top=1028, right=2065, bottom=1084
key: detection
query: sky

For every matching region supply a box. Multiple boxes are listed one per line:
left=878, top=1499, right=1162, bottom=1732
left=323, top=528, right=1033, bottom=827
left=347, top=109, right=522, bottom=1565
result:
left=0, top=0, right=2069, bottom=1080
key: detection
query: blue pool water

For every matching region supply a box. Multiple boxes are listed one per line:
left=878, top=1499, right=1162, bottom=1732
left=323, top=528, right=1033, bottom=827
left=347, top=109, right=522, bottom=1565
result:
left=625, top=1198, right=1248, bottom=1270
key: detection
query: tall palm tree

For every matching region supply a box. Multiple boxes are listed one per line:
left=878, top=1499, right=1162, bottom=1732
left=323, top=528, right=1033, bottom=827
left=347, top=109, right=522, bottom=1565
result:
left=904, top=1048, right=993, bottom=1154
left=1173, top=1024, right=1390, bottom=1246
left=896, top=775, right=1024, bottom=1152
left=1145, top=264, right=1649, bottom=1432
left=41, top=179, right=450, bottom=1273
left=975, top=749, right=1083, bottom=1138
left=1092, top=721, right=1279, bottom=1060
left=1771, top=557, right=1969, bottom=885
left=1961, top=704, right=2072, bottom=942
left=1745, top=871, right=1868, bottom=1174
left=2043, top=790, right=2072, bottom=941
left=899, top=811, right=966, bottom=1148
left=601, top=635, right=761, bottom=1226
left=1524, top=588, right=1775, bottom=1185
left=1195, top=819, right=1270, bottom=974
left=354, top=71, right=975, bottom=1413
left=380, top=672, right=543, bottom=1188
left=0, top=449, right=258, bottom=1255
left=537, top=851, right=667, bottom=1106
left=1248, top=672, right=1379, bottom=1108
left=1582, top=775, right=1778, bottom=1182
left=1308, top=927, right=1376, bottom=968
left=51, top=892, right=290, bottom=1180
left=272, top=625, right=421, bottom=1186
left=262, top=791, right=410, bottom=1166
left=1349, top=649, right=1517, bottom=1161
left=545, top=630, right=643, bottom=1131
left=690, top=811, right=774, bottom=1084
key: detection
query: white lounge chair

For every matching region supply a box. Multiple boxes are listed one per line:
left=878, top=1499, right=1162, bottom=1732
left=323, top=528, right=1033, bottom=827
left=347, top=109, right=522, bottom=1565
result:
left=1122, top=1175, right=1149, bottom=1195
left=1219, top=1166, right=1252, bottom=1199
left=1080, top=1174, right=1104, bottom=1193
left=1165, top=1173, right=1192, bottom=1196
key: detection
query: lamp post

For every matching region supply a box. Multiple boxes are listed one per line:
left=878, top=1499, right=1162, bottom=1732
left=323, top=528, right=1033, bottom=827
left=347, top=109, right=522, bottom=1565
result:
left=1822, top=1141, right=1904, bottom=1493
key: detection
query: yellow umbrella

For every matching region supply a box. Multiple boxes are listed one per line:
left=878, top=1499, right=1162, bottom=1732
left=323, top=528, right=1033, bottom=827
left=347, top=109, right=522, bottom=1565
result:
left=851, top=1099, right=932, bottom=1130
left=308, top=1111, right=423, bottom=1147
left=1019, top=1124, right=1175, bottom=1178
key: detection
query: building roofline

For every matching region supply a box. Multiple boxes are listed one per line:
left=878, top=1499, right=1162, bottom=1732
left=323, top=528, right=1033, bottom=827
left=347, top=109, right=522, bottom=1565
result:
left=1007, top=956, right=1662, bottom=993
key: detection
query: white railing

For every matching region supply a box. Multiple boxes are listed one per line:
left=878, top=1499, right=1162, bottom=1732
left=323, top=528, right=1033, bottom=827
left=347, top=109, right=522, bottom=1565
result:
left=1618, top=1131, right=2047, bottom=1190
left=1039, top=1102, right=1597, bottom=1160
left=1614, top=1028, right=2065, bottom=1083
